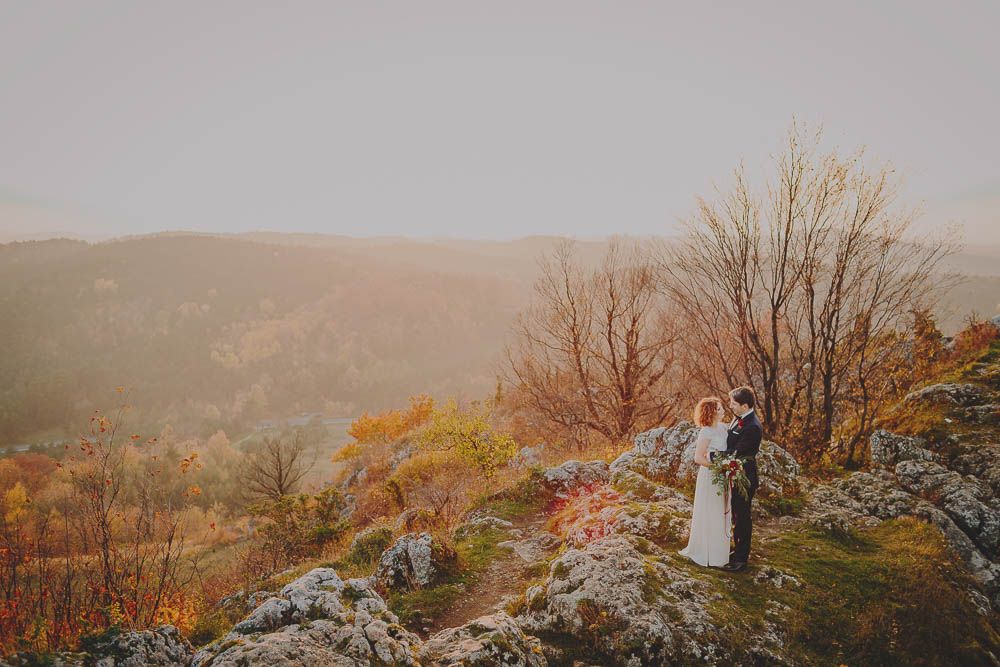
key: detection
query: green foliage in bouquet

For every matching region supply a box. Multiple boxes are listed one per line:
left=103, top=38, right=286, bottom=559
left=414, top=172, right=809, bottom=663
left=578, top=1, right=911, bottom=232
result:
left=710, top=455, right=751, bottom=501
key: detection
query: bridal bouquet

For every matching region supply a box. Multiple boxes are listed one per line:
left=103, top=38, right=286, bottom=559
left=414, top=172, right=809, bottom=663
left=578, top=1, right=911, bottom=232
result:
left=710, top=454, right=751, bottom=502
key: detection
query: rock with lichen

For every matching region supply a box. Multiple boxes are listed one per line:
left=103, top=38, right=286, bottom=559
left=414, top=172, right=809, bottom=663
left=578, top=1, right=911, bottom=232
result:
left=419, top=613, right=547, bottom=666
left=539, top=460, right=610, bottom=497
left=373, top=532, right=458, bottom=592
left=191, top=570, right=421, bottom=667
left=514, top=534, right=749, bottom=666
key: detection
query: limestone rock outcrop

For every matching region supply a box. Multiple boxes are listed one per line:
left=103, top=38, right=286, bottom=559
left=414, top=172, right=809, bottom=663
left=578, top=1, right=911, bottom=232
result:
left=373, top=532, right=457, bottom=592
left=192, top=569, right=421, bottom=667
left=418, top=613, right=547, bottom=666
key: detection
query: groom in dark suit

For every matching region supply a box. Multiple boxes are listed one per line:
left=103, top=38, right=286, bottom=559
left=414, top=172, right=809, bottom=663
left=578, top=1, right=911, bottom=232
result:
left=710, top=386, right=762, bottom=572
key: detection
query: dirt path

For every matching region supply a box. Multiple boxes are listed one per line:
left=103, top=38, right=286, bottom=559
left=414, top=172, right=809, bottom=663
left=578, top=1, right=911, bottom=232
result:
left=425, top=513, right=552, bottom=635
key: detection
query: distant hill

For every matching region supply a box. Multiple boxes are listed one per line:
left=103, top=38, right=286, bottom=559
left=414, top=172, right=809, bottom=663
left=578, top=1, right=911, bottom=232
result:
left=1, top=231, right=996, bottom=444
left=0, top=234, right=531, bottom=443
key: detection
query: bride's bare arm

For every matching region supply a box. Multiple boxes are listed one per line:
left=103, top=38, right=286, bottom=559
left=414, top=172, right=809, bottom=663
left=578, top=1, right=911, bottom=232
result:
left=693, top=437, right=712, bottom=467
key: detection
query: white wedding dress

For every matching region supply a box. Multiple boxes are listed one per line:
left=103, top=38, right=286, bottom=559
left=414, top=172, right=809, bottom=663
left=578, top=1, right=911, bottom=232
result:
left=677, top=423, right=732, bottom=566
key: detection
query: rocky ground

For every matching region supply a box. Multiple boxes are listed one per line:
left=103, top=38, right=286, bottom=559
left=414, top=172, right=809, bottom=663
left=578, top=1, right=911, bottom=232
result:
left=9, top=342, right=1000, bottom=666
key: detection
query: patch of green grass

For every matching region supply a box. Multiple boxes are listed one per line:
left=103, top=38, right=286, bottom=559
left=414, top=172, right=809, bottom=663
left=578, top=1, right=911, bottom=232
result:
left=757, top=485, right=808, bottom=517
left=469, top=470, right=551, bottom=522
left=455, top=527, right=507, bottom=571
left=674, top=476, right=697, bottom=501
left=343, top=526, right=394, bottom=569
left=610, top=471, right=663, bottom=501
left=188, top=606, right=241, bottom=649
left=689, top=518, right=1000, bottom=666
left=878, top=401, right=954, bottom=442
left=387, top=582, right=468, bottom=627
left=946, top=339, right=1000, bottom=390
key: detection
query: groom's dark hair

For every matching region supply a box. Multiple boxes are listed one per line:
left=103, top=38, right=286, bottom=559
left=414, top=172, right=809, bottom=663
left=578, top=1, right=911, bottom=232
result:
left=729, top=386, right=756, bottom=409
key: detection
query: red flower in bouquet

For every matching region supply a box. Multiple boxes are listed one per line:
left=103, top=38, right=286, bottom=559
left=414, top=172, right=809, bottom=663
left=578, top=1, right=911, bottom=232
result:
left=710, top=455, right=751, bottom=502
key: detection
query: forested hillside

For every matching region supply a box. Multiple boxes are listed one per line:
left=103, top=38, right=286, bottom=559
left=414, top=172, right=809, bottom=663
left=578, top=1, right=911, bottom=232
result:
left=0, top=235, right=528, bottom=443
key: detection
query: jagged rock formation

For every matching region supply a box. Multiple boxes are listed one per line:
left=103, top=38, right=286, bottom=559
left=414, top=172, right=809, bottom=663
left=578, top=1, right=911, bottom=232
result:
left=539, top=460, right=610, bottom=497
left=373, top=532, right=457, bottom=591
left=192, top=569, right=422, bottom=666
left=418, top=613, right=546, bottom=666
left=554, top=484, right=691, bottom=549
left=515, top=534, right=737, bottom=665
left=903, top=382, right=990, bottom=407
left=805, top=379, right=1000, bottom=611
left=610, top=421, right=800, bottom=498
left=191, top=570, right=549, bottom=667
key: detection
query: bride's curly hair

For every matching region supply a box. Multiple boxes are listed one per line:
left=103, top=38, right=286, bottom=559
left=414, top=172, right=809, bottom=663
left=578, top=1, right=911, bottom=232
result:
left=694, top=397, right=723, bottom=427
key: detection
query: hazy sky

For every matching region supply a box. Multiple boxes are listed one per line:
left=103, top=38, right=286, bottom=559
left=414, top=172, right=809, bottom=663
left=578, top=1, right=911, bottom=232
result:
left=1, top=1, right=998, bottom=241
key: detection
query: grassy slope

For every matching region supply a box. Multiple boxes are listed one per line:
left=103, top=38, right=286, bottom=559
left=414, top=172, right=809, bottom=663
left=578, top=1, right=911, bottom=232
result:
left=667, top=519, right=1000, bottom=666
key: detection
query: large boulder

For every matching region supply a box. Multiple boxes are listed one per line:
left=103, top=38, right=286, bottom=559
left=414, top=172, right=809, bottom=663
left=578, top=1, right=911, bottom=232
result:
left=828, top=471, right=919, bottom=521
left=418, top=613, right=546, bottom=666
left=951, top=444, right=1000, bottom=495
left=192, top=570, right=421, bottom=666
left=550, top=485, right=691, bottom=549
left=515, top=535, right=740, bottom=665
left=755, top=441, right=801, bottom=496
left=613, top=424, right=800, bottom=498
left=903, top=382, right=991, bottom=408
left=868, top=430, right=935, bottom=467
left=913, top=501, right=1000, bottom=610
left=895, top=459, right=1000, bottom=557
left=373, top=532, right=457, bottom=591
left=610, top=422, right=699, bottom=482
left=539, top=460, right=610, bottom=497
left=798, top=478, right=883, bottom=535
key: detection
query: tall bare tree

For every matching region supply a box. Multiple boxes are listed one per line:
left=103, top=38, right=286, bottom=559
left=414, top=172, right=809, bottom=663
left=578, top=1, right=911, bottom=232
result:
left=503, top=236, right=682, bottom=446
left=239, top=430, right=316, bottom=502
left=656, top=120, right=959, bottom=459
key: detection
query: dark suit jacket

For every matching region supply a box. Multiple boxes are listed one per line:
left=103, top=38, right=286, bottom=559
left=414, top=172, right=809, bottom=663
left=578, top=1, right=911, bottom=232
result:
left=718, top=410, right=761, bottom=489
left=726, top=410, right=762, bottom=458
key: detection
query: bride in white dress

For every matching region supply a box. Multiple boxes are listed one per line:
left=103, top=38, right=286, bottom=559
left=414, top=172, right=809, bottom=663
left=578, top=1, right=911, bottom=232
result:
left=678, top=397, right=732, bottom=567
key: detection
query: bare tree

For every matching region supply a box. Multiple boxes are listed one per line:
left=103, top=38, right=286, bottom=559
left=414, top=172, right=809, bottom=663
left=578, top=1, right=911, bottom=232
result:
left=656, top=120, right=959, bottom=459
left=503, top=236, right=682, bottom=446
left=239, top=430, right=316, bottom=502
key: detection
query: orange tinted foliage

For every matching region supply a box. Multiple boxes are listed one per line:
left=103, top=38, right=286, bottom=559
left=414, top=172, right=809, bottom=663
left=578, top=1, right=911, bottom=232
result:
left=347, top=394, right=434, bottom=445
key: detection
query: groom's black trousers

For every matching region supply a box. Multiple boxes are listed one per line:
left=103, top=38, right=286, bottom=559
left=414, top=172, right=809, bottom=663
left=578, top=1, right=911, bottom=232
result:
left=731, top=459, right=759, bottom=563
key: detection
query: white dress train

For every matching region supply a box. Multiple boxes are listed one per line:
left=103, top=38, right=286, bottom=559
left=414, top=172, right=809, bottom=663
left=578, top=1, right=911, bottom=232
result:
left=677, top=424, right=732, bottom=566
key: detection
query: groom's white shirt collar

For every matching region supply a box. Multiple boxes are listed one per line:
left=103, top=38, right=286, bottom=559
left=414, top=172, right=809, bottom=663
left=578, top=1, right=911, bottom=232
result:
left=731, top=408, right=754, bottom=428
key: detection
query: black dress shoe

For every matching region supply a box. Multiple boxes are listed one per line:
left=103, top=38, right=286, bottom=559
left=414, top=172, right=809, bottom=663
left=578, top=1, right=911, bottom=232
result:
left=721, top=561, right=747, bottom=572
